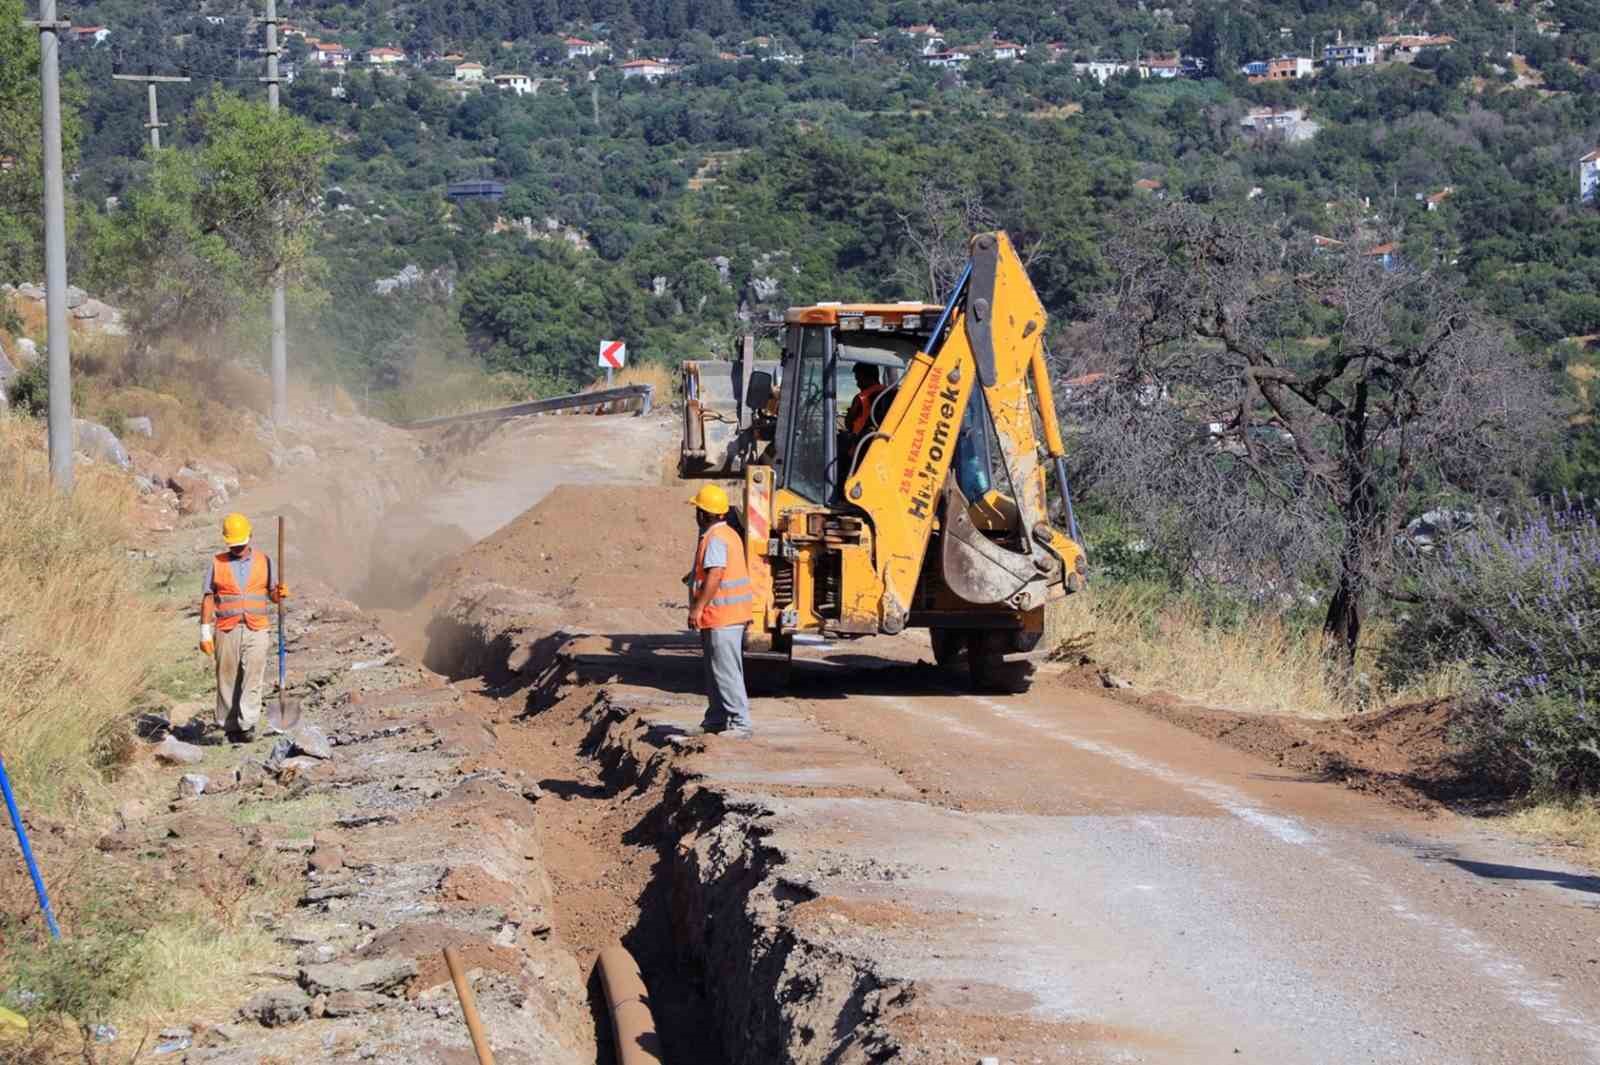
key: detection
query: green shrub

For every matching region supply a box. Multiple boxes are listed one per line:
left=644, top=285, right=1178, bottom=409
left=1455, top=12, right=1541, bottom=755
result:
left=1394, top=499, right=1600, bottom=794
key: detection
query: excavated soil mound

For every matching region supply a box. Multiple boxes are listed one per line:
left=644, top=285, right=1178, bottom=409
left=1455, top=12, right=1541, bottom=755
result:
left=1099, top=679, right=1472, bottom=810
left=428, top=483, right=692, bottom=606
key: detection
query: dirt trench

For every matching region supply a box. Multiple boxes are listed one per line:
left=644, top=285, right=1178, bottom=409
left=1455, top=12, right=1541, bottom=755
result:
left=421, top=612, right=915, bottom=1065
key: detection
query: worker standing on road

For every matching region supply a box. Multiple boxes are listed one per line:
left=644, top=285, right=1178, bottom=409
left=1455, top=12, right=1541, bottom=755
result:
left=688, top=485, right=754, bottom=737
left=200, top=513, right=288, bottom=744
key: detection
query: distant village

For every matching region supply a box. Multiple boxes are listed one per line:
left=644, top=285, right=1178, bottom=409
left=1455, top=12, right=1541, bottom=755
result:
left=64, top=14, right=1600, bottom=205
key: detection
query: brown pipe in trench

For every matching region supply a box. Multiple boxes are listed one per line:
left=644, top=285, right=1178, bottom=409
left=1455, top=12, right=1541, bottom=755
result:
left=442, top=946, right=497, bottom=1065
left=596, top=944, right=663, bottom=1065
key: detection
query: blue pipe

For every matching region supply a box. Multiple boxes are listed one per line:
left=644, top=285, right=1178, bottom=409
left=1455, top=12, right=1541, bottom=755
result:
left=0, top=754, right=61, bottom=939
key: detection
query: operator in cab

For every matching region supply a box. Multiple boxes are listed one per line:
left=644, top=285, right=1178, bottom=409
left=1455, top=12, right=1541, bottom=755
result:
left=846, top=363, right=886, bottom=437
left=687, top=484, right=754, bottom=738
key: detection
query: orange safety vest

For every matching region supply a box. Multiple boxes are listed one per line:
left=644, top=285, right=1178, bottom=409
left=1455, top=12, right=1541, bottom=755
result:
left=692, top=522, right=753, bottom=629
left=848, top=383, right=886, bottom=435
left=206, top=549, right=273, bottom=632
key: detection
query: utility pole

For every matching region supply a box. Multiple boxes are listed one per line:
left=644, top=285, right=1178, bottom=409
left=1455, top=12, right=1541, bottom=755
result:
left=263, top=0, right=287, bottom=425
left=33, top=0, right=72, bottom=490
left=112, top=72, right=191, bottom=150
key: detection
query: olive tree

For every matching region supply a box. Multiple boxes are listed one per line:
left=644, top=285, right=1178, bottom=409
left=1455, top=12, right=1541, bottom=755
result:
left=1072, top=203, right=1554, bottom=659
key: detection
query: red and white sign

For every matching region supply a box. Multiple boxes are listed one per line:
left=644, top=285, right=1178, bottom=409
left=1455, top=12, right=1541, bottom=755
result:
left=598, top=339, right=627, bottom=370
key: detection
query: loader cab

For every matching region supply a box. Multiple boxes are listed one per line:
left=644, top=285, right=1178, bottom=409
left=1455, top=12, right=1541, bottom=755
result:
left=773, top=302, right=941, bottom=504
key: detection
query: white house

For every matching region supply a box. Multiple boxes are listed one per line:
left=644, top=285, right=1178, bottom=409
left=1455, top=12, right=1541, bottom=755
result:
left=991, top=41, right=1025, bottom=61
left=563, top=36, right=607, bottom=60
left=1141, top=54, right=1183, bottom=78
left=1241, top=106, right=1320, bottom=143
left=1323, top=32, right=1377, bottom=68
left=367, top=47, right=406, bottom=66
left=923, top=51, right=971, bottom=70
left=71, top=25, right=110, bottom=45
left=312, top=42, right=352, bottom=68
left=620, top=58, right=676, bottom=81
left=493, top=73, right=534, bottom=96
left=901, top=24, right=945, bottom=55
left=1073, top=59, right=1131, bottom=83
left=1581, top=150, right=1600, bottom=204
left=454, top=61, right=485, bottom=83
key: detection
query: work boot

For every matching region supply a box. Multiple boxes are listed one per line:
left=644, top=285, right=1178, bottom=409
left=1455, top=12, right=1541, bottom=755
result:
left=225, top=727, right=256, bottom=746
left=698, top=716, right=728, bottom=734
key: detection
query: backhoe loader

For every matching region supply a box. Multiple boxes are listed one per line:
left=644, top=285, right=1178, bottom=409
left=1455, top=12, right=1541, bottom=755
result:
left=679, top=231, right=1087, bottom=689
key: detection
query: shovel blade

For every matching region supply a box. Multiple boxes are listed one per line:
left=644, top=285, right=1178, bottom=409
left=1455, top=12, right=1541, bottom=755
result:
left=265, top=695, right=302, bottom=733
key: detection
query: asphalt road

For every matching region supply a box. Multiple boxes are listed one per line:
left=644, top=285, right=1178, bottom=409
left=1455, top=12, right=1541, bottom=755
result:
left=645, top=646, right=1600, bottom=1064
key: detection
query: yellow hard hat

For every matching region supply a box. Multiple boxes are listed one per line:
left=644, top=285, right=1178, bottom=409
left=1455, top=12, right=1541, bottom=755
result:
left=221, top=512, right=252, bottom=546
left=688, top=483, right=730, bottom=515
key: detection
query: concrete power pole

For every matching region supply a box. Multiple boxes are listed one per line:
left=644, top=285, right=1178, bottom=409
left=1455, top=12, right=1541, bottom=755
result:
left=112, top=72, right=191, bottom=149
left=263, top=0, right=287, bottom=425
left=34, top=0, right=72, bottom=490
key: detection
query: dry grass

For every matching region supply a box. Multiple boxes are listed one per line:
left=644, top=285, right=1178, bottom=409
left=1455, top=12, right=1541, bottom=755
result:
left=0, top=415, right=162, bottom=812
left=1049, top=582, right=1467, bottom=719
left=376, top=348, right=535, bottom=424
left=127, top=916, right=286, bottom=1020
left=1500, top=800, right=1600, bottom=869
left=585, top=361, right=678, bottom=412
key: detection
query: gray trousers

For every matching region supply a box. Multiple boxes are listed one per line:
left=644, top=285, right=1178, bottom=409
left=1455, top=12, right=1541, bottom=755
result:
left=215, top=624, right=270, bottom=733
left=700, top=624, right=751, bottom=731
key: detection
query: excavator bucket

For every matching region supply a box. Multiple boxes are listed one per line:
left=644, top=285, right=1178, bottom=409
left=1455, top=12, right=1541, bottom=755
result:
left=679, top=343, right=778, bottom=478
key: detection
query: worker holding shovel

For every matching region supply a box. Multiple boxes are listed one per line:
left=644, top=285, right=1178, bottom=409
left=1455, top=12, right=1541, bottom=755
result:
left=200, top=513, right=289, bottom=743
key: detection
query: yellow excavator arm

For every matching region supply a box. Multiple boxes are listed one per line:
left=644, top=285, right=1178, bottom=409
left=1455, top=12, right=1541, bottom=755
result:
left=844, top=232, right=1085, bottom=633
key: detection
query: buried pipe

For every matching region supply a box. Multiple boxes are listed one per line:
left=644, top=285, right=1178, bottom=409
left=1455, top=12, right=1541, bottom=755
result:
left=596, top=944, right=664, bottom=1065
left=442, top=946, right=497, bottom=1065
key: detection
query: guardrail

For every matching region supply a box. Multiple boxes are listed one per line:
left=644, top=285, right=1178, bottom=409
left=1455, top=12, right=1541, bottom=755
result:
left=404, top=384, right=654, bottom=429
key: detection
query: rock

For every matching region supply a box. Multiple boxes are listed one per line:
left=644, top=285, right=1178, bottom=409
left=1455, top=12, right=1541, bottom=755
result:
left=134, top=712, right=171, bottom=738
left=124, top=415, right=153, bottom=437
left=299, top=957, right=416, bottom=996
left=300, top=881, right=359, bottom=903
left=14, top=337, right=36, bottom=364
left=116, top=799, right=151, bottom=826
left=70, top=302, right=98, bottom=319
left=0, top=344, right=16, bottom=391
left=297, top=942, right=339, bottom=966
left=277, top=756, right=324, bottom=779
left=275, top=444, right=317, bottom=469
left=1099, top=672, right=1134, bottom=690
left=178, top=774, right=209, bottom=798
left=979, top=1058, right=1001, bottom=1065
left=159, top=1027, right=192, bottom=1041
left=154, top=735, right=205, bottom=765
left=72, top=419, right=131, bottom=469
left=263, top=737, right=294, bottom=771
left=308, top=839, right=344, bottom=874
left=240, top=986, right=311, bottom=1026
left=322, top=990, right=389, bottom=1017
left=16, top=283, right=44, bottom=301
left=168, top=470, right=225, bottom=514
left=290, top=724, right=333, bottom=760
left=63, top=284, right=86, bottom=309
left=234, top=760, right=268, bottom=788
left=520, top=783, right=544, bottom=802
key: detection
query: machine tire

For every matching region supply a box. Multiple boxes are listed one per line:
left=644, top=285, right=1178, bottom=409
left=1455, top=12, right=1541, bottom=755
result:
left=929, top=628, right=966, bottom=668
left=744, top=634, right=793, bottom=694
left=966, top=631, right=1033, bottom=694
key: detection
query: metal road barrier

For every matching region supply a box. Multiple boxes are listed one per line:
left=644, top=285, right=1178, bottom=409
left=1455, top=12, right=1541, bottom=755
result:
left=404, top=384, right=654, bottom=429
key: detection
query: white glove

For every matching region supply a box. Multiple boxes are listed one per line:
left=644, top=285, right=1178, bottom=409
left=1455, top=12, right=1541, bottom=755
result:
left=200, top=623, right=214, bottom=642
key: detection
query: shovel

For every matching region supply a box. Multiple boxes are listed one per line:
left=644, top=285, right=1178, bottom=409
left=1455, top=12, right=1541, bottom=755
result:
left=266, top=514, right=302, bottom=732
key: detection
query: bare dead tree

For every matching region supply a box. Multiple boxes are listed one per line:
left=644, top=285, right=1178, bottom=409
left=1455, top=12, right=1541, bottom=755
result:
left=894, top=181, right=1046, bottom=302
left=1070, top=202, right=1556, bottom=660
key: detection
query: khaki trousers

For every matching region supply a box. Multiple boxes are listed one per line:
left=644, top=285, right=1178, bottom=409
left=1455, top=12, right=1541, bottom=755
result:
left=215, top=624, right=271, bottom=734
